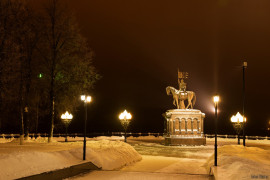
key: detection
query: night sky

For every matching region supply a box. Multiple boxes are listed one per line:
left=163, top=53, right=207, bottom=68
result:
left=67, top=0, right=270, bottom=135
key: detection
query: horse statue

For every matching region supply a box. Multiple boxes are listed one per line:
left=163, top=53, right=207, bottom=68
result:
left=166, top=86, right=196, bottom=109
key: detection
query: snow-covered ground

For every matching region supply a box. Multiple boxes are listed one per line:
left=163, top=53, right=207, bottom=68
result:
left=206, top=145, right=270, bottom=180
left=207, top=137, right=270, bottom=145
left=0, top=136, right=270, bottom=180
left=0, top=137, right=141, bottom=180
left=71, top=155, right=210, bottom=180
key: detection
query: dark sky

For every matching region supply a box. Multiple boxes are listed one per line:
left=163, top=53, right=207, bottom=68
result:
left=67, top=0, right=270, bottom=135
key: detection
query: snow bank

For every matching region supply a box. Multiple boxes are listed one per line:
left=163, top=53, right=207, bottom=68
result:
left=0, top=149, right=81, bottom=179
left=96, top=136, right=124, bottom=140
left=130, top=135, right=163, bottom=139
left=0, top=138, right=13, bottom=143
left=0, top=139, right=141, bottom=180
left=85, top=140, right=142, bottom=170
left=10, top=136, right=58, bottom=143
left=207, top=137, right=270, bottom=144
left=205, top=145, right=270, bottom=180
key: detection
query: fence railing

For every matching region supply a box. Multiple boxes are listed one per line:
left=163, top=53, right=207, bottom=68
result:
left=205, top=134, right=270, bottom=140
left=0, top=132, right=162, bottom=139
left=1, top=133, right=270, bottom=140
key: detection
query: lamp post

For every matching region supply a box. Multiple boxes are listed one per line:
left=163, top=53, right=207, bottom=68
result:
left=119, top=110, right=132, bottom=142
left=231, top=112, right=246, bottom=144
left=61, top=111, right=73, bottom=142
left=213, top=95, right=219, bottom=166
left=81, top=95, right=92, bottom=160
left=243, top=61, right=247, bottom=146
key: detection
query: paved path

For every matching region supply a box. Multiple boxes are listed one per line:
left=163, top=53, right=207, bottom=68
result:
left=72, top=171, right=211, bottom=180
left=71, top=155, right=213, bottom=180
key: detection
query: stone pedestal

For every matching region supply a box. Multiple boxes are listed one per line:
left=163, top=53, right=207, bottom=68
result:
left=164, top=109, right=206, bottom=146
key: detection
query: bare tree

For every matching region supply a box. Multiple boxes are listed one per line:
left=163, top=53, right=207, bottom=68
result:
left=39, top=0, right=99, bottom=142
left=0, top=0, right=99, bottom=140
left=0, top=0, right=14, bottom=133
left=17, top=3, right=42, bottom=140
left=0, top=0, right=25, bottom=141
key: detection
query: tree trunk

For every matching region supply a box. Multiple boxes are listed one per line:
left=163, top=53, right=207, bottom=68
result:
left=24, top=56, right=32, bottom=140
left=48, top=0, right=57, bottom=143
left=48, top=95, right=55, bottom=143
left=0, top=66, right=2, bottom=134
left=35, top=95, right=39, bottom=138
left=19, top=55, right=24, bottom=145
left=0, top=52, right=5, bottom=134
left=48, top=69, right=55, bottom=143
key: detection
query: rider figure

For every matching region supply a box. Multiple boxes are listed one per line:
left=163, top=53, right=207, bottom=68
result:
left=178, top=79, right=187, bottom=92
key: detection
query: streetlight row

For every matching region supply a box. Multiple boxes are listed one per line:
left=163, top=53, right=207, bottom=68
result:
left=60, top=95, right=92, bottom=160
left=61, top=95, right=131, bottom=161
left=60, top=63, right=246, bottom=164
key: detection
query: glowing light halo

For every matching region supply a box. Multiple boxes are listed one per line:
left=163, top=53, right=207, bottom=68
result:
left=81, top=95, right=92, bottom=103
left=119, top=110, right=132, bottom=120
left=213, top=96, right=220, bottom=103
left=61, top=111, right=73, bottom=120
left=231, top=112, right=246, bottom=123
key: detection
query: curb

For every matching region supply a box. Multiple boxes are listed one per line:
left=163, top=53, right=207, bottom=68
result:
left=16, top=162, right=100, bottom=180
left=209, top=166, right=217, bottom=180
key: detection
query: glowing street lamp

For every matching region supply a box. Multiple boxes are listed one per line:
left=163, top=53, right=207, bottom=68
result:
left=214, top=96, right=219, bottom=104
left=61, top=111, right=73, bottom=142
left=81, top=95, right=92, bottom=160
left=213, top=95, right=219, bottom=166
left=119, top=110, right=132, bottom=142
left=231, top=112, right=246, bottom=145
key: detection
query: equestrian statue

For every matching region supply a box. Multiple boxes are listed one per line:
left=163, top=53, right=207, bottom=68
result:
left=166, top=70, right=196, bottom=109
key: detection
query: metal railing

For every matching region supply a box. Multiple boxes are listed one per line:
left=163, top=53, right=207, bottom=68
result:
left=0, top=133, right=269, bottom=140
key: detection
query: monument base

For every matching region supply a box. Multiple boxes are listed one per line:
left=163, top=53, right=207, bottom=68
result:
left=164, top=109, right=206, bottom=146
left=165, top=136, right=206, bottom=146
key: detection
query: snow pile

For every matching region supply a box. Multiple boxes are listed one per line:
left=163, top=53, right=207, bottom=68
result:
left=130, top=135, right=163, bottom=139
left=205, top=145, right=270, bottom=180
left=207, top=137, right=270, bottom=144
left=0, top=140, right=141, bottom=180
left=96, top=136, right=124, bottom=140
left=10, top=136, right=58, bottom=143
left=0, top=149, right=81, bottom=179
left=32, top=136, right=58, bottom=143
left=0, top=138, right=13, bottom=143
left=85, top=140, right=142, bottom=170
